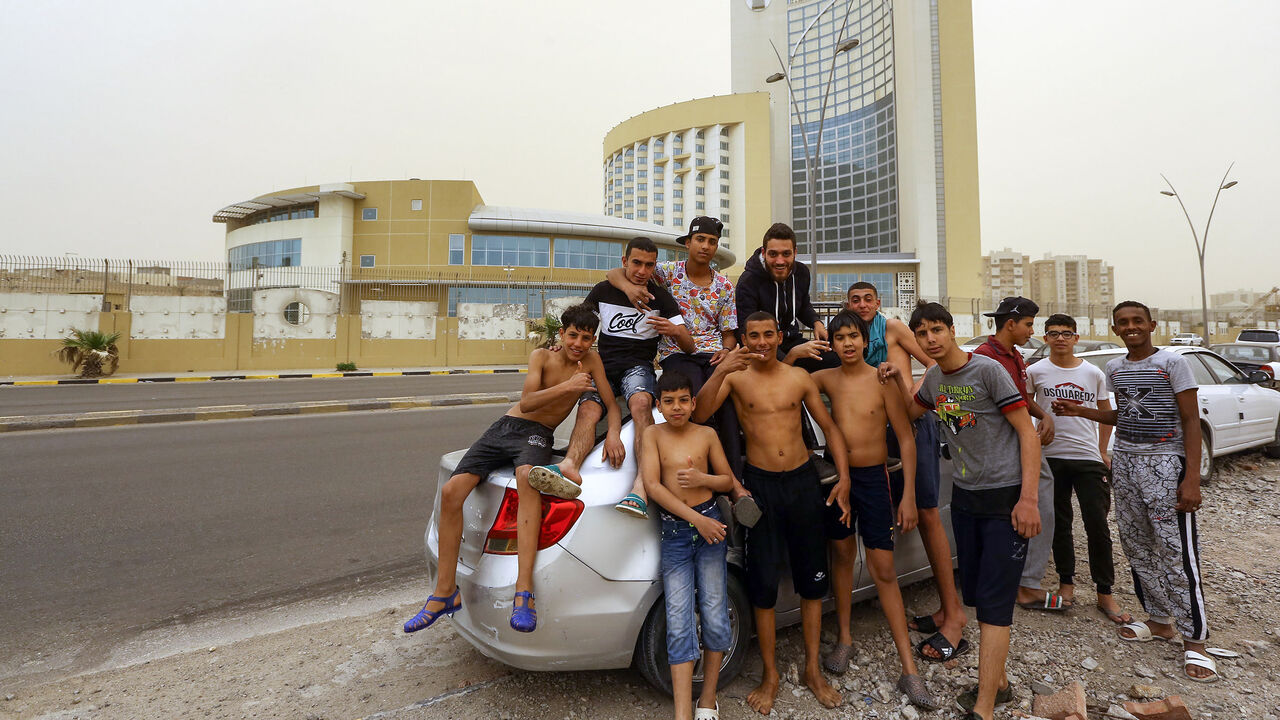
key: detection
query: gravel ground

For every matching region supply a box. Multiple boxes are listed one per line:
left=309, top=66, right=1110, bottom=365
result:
left=3, top=450, right=1278, bottom=720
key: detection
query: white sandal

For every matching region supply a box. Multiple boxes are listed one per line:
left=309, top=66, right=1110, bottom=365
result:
left=694, top=701, right=719, bottom=720
left=1119, top=621, right=1171, bottom=643
left=1183, top=650, right=1219, bottom=683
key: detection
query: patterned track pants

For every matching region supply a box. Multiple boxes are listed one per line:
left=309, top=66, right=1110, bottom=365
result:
left=1112, top=452, right=1209, bottom=642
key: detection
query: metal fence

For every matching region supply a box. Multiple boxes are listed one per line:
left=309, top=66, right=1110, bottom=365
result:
left=0, top=255, right=594, bottom=318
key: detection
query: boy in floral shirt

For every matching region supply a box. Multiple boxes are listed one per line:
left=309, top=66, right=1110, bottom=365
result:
left=605, top=216, right=741, bottom=476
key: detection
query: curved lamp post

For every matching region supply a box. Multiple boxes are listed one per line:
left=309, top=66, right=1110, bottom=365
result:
left=1160, top=163, right=1237, bottom=343
left=765, top=0, right=860, bottom=296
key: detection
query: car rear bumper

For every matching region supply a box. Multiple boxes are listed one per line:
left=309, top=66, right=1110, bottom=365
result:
left=435, top=542, right=660, bottom=672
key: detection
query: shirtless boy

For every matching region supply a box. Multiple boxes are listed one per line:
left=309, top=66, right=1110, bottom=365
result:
left=693, top=311, right=851, bottom=715
left=813, top=311, right=938, bottom=710
left=846, top=281, right=967, bottom=659
left=641, top=371, right=736, bottom=720
left=403, top=304, right=622, bottom=635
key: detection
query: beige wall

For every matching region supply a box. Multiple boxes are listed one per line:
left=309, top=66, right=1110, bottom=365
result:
left=937, top=0, right=983, bottom=301
left=0, top=311, right=534, bottom=377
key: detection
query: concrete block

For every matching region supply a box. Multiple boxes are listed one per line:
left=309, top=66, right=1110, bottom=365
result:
left=1123, top=696, right=1192, bottom=720
left=1030, top=680, right=1087, bottom=720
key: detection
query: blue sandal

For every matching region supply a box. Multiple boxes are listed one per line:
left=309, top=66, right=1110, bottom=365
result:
left=402, top=587, right=462, bottom=633
left=510, top=591, right=537, bottom=633
left=614, top=493, right=648, bottom=519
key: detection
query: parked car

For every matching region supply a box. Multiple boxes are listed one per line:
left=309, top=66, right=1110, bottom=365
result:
left=1024, top=339, right=1120, bottom=365
left=1170, top=332, right=1204, bottom=346
left=1213, top=343, right=1280, bottom=387
left=1074, top=347, right=1280, bottom=479
left=1236, top=329, right=1280, bottom=344
left=958, top=335, right=1044, bottom=359
left=421, top=408, right=954, bottom=693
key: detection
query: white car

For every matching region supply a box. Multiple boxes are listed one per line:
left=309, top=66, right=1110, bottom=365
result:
left=1075, top=347, right=1280, bottom=478
left=1170, top=332, right=1204, bottom=346
left=420, top=409, right=953, bottom=693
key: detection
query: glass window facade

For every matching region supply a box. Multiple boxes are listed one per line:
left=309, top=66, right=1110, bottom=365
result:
left=788, top=0, right=898, bottom=257
left=817, top=272, right=896, bottom=306
left=555, top=238, right=624, bottom=270
left=470, top=235, right=550, bottom=267
left=228, top=238, right=301, bottom=271
left=250, top=205, right=316, bottom=225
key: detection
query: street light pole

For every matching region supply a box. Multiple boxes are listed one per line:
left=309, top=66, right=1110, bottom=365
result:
left=765, top=1, right=859, bottom=298
left=1160, top=163, right=1237, bottom=344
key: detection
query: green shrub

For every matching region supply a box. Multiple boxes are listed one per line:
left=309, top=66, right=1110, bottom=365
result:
left=336, top=362, right=358, bottom=372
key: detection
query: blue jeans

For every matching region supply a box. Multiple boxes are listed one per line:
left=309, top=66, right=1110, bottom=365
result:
left=579, top=364, right=657, bottom=408
left=660, top=500, right=732, bottom=665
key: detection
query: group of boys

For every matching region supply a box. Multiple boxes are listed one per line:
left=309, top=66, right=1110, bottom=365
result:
left=402, top=217, right=1216, bottom=720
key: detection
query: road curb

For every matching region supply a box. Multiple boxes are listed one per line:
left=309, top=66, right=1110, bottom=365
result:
left=0, top=392, right=522, bottom=433
left=0, top=367, right=527, bottom=387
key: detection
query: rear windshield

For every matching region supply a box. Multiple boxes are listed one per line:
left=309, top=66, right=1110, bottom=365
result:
left=1218, top=345, right=1272, bottom=363
left=1238, top=330, right=1279, bottom=342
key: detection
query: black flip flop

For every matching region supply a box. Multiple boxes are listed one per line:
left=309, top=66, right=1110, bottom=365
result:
left=916, top=632, right=970, bottom=662
left=908, top=614, right=939, bottom=634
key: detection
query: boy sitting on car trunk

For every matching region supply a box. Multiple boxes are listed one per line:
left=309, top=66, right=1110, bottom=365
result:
left=402, top=304, right=622, bottom=635
left=641, top=371, right=735, bottom=720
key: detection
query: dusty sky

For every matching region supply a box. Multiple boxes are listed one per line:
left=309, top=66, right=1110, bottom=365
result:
left=0, top=1, right=1274, bottom=308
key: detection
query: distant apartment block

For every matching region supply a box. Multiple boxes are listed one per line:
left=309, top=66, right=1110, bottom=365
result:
left=981, top=248, right=1030, bottom=305
left=982, top=249, right=1114, bottom=310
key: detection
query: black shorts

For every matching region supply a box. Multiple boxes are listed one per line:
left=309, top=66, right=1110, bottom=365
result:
left=885, top=415, right=941, bottom=509
left=453, top=415, right=554, bottom=479
left=743, top=460, right=829, bottom=609
left=825, top=464, right=895, bottom=550
left=952, top=487, right=1028, bottom=627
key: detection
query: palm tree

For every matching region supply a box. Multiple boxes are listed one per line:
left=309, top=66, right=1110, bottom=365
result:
left=57, top=329, right=121, bottom=378
left=526, top=314, right=562, bottom=349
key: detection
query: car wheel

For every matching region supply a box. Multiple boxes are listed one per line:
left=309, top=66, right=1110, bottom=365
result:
left=1199, top=427, right=1214, bottom=481
left=1264, top=416, right=1280, bottom=459
left=633, top=569, right=754, bottom=695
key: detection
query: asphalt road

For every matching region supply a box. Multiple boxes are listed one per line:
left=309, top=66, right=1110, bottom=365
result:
left=0, top=405, right=507, bottom=682
left=0, top=374, right=526, bottom=417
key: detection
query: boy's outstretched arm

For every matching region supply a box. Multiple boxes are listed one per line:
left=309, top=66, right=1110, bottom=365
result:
left=641, top=428, right=727, bottom=544
left=881, top=363, right=928, bottom=421
left=1175, top=388, right=1202, bottom=512
left=1004, top=406, right=1042, bottom=539
left=518, top=350, right=593, bottom=412
left=802, top=374, right=851, bottom=526
left=883, top=382, right=918, bottom=532
left=587, top=352, right=626, bottom=467
left=692, top=346, right=759, bottom=423
left=1052, top=398, right=1118, bottom=426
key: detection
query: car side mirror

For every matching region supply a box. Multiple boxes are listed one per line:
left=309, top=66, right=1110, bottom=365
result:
left=1247, top=370, right=1272, bottom=384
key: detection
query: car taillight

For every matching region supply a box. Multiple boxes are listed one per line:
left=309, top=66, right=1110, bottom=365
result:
left=484, top=488, right=584, bottom=555
left=1263, top=364, right=1276, bottom=379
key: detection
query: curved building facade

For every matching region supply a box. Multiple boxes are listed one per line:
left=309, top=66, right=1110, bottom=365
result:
left=602, top=93, right=772, bottom=270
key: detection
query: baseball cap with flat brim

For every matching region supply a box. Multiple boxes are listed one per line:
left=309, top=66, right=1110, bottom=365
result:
left=983, top=296, right=1039, bottom=317
left=676, top=216, right=723, bottom=245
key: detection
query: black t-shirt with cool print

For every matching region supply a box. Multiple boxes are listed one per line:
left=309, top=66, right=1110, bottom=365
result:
left=585, top=280, right=685, bottom=376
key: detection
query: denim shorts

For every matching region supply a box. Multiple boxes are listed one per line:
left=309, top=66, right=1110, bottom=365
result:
left=660, top=499, right=732, bottom=666
left=579, top=364, right=657, bottom=408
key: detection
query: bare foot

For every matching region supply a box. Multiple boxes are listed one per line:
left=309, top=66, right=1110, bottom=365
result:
left=747, top=673, right=779, bottom=715
left=1096, top=594, right=1132, bottom=624
left=1057, top=582, right=1075, bottom=605
left=1119, top=620, right=1175, bottom=641
left=558, top=459, right=583, bottom=486
left=803, top=666, right=841, bottom=709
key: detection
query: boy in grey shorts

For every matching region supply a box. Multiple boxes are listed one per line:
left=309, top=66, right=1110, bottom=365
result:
left=402, top=304, right=621, bottom=636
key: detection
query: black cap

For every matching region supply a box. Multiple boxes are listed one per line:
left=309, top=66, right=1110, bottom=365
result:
left=983, top=296, right=1040, bottom=317
left=675, top=216, right=723, bottom=245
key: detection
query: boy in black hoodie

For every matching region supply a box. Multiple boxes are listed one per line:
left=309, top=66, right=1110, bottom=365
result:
left=735, top=223, right=829, bottom=372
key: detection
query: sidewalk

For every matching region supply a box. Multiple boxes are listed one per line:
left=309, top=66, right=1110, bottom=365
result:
left=0, top=365, right=528, bottom=386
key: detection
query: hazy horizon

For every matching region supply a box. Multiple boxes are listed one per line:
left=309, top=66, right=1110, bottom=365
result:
left=1, top=1, right=1275, bottom=309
